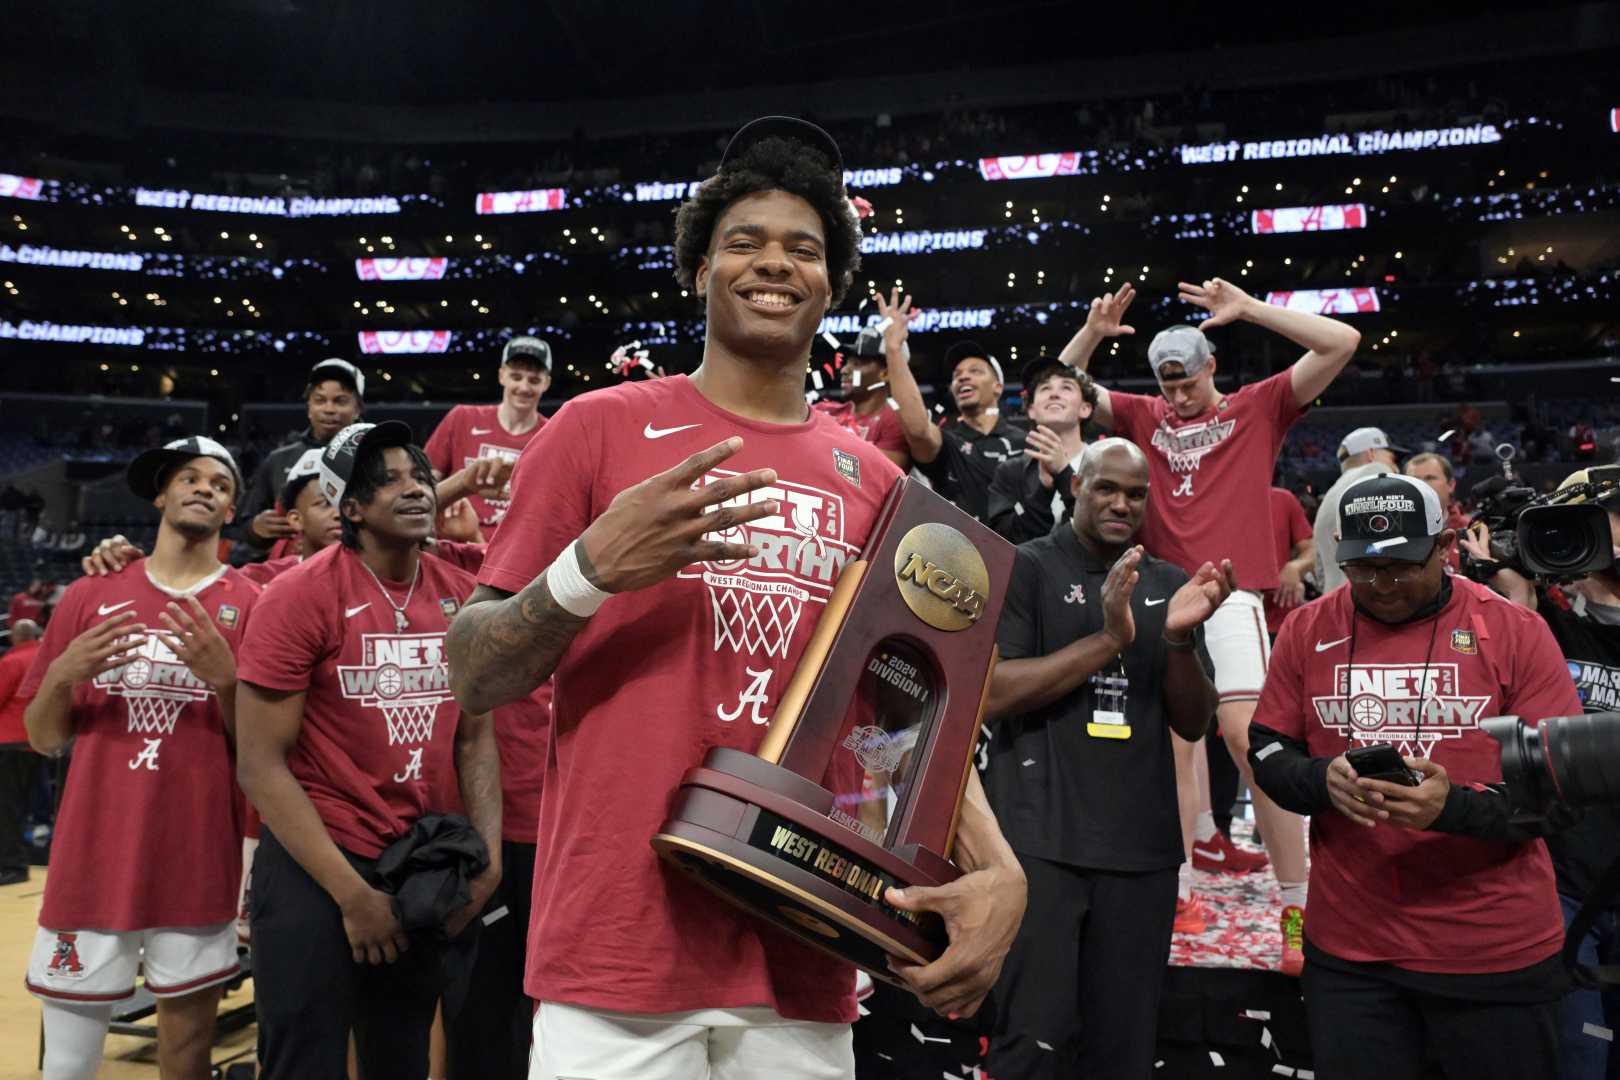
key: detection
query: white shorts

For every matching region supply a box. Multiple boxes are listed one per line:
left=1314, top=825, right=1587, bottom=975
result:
left=1203, top=589, right=1272, bottom=705
left=530, top=1000, right=854, bottom=1080
left=26, top=921, right=239, bottom=1004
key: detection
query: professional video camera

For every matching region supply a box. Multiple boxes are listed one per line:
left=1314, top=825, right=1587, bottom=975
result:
left=1484, top=711, right=1620, bottom=988
left=1464, top=452, right=1619, bottom=581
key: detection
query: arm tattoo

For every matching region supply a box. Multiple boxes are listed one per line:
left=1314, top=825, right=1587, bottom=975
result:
left=447, top=571, right=589, bottom=714
left=455, top=714, right=503, bottom=861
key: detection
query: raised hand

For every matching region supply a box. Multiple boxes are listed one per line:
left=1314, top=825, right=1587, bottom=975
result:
left=577, top=437, right=780, bottom=594
left=252, top=509, right=297, bottom=541
left=1177, top=277, right=1255, bottom=330
left=51, top=611, right=146, bottom=685
left=1021, top=425, right=1066, bottom=487
left=1166, top=559, right=1237, bottom=635
left=435, top=497, right=483, bottom=544
left=1101, top=546, right=1142, bottom=648
left=1084, top=282, right=1137, bottom=338
left=155, top=596, right=236, bottom=690
left=81, top=534, right=144, bottom=577
left=463, top=455, right=514, bottom=500
left=874, top=287, right=915, bottom=356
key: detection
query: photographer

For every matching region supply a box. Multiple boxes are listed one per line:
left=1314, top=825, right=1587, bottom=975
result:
left=1247, top=474, right=1583, bottom=1080
left=1461, top=468, right=1620, bottom=1080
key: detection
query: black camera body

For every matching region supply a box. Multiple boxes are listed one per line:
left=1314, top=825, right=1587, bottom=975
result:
left=1465, top=463, right=1619, bottom=582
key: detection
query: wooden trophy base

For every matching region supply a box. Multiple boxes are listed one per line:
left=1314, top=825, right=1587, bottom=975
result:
left=651, top=748, right=960, bottom=985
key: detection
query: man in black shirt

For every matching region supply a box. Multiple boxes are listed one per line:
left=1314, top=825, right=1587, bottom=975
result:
left=237, top=358, right=364, bottom=553
left=986, top=358, right=1096, bottom=544
left=884, top=323, right=1026, bottom=523
left=981, top=437, right=1232, bottom=1079
left=1462, top=468, right=1620, bottom=1080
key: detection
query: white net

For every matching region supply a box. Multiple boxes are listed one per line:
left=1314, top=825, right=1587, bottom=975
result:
left=125, top=694, right=186, bottom=735
left=383, top=701, right=437, bottom=746
left=709, top=585, right=804, bottom=659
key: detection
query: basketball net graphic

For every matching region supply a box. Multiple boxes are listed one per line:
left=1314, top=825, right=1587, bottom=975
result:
left=381, top=701, right=436, bottom=745
left=708, top=577, right=807, bottom=659
left=95, top=645, right=213, bottom=735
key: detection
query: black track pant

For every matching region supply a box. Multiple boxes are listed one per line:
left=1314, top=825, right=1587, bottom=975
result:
left=986, top=854, right=1178, bottom=1080
left=1302, top=956, right=1560, bottom=1080
left=251, top=827, right=468, bottom=1080
left=444, top=838, right=536, bottom=1079
left=0, top=746, right=38, bottom=873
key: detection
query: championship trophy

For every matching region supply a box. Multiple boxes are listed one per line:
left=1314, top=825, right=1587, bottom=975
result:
left=652, top=478, right=1014, bottom=983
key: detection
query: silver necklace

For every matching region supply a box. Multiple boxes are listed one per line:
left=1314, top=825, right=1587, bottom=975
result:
left=358, top=557, right=419, bottom=632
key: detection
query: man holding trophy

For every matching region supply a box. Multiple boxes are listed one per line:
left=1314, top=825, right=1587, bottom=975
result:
left=447, top=116, right=1026, bottom=1080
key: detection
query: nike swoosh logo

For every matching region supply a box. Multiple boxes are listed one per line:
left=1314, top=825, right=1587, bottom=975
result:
left=97, top=601, right=134, bottom=616
left=644, top=422, right=700, bottom=440
left=345, top=603, right=371, bottom=618
left=470, top=427, right=493, bottom=435
left=1193, top=845, right=1226, bottom=862
left=1315, top=635, right=1352, bottom=652
left=1144, top=598, right=1166, bottom=607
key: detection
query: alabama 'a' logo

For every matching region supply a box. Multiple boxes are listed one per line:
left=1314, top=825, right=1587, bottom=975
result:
left=47, top=932, right=85, bottom=978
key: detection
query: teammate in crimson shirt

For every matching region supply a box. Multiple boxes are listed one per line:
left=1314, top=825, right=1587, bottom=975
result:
left=1264, top=485, right=1315, bottom=636
left=0, top=618, right=42, bottom=885
left=1249, top=474, right=1580, bottom=1079
left=235, top=422, right=502, bottom=1080
left=21, top=436, right=259, bottom=1080
left=447, top=116, right=1027, bottom=1080
left=424, top=334, right=551, bottom=532
left=1062, top=277, right=1361, bottom=966
left=811, top=323, right=910, bottom=469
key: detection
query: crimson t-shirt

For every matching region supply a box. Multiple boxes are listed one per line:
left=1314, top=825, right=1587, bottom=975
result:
left=425, top=404, right=546, bottom=530
left=20, top=563, right=259, bottom=930
left=1255, top=577, right=1579, bottom=973
left=480, top=374, right=903, bottom=1024
left=1109, top=370, right=1303, bottom=589
left=812, top=399, right=907, bottom=456
left=1263, top=487, right=1313, bottom=635
left=237, top=544, right=476, bottom=858
left=240, top=554, right=302, bottom=587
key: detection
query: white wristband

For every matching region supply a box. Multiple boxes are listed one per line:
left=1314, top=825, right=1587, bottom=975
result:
left=546, top=540, right=610, bottom=618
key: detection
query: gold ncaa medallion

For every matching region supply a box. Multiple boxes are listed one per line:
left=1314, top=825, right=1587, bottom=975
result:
left=893, top=524, right=990, bottom=632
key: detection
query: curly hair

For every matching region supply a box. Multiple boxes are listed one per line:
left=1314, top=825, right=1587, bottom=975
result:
left=673, top=135, right=861, bottom=306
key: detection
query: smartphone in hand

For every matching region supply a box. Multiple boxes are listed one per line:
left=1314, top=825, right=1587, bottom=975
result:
left=1345, top=743, right=1421, bottom=787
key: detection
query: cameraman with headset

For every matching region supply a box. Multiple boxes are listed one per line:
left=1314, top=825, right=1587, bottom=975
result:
left=1461, top=467, right=1620, bottom=1080
left=1247, top=474, right=1583, bottom=1080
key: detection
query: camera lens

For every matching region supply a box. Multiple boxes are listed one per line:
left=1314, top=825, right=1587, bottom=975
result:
left=1483, top=716, right=1557, bottom=815
left=1539, top=712, right=1620, bottom=810
left=1524, top=521, right=1592, bottom=570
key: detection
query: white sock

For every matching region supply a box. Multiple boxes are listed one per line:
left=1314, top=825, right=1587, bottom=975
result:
left=1279, top=881, right=1307, bottom=910
left=1177, top=862, right=1193, bottom=902
left=41, top=999, right=113, bottom=1080
left=1193, top=811, right=1219, bottom=844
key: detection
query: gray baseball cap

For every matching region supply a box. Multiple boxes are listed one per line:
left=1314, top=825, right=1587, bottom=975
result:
left=1147, top=326, right=1213, bottom=379
left=1338, top=426, right=1412, bottom=461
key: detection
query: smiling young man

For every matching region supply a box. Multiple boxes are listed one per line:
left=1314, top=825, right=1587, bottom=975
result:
left=1062, top=278, right=1361, bottom=972
left=20, top=436, right=260, bottom=1080
left=425, top=335, right=551, bottom=534
left=445, top=116, right=1026, bottom=1080
left=239, top=358, right=365, bottom=552
left=986, top=357, right=1097, bottom=543
left=982, top=438, right=1228, bottom=1079
left=1247, top=473, right=1581, bottom=1079
left=234, top=422, right=501, bottom=1080
left=888, top=335, right=1026, bottom=524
